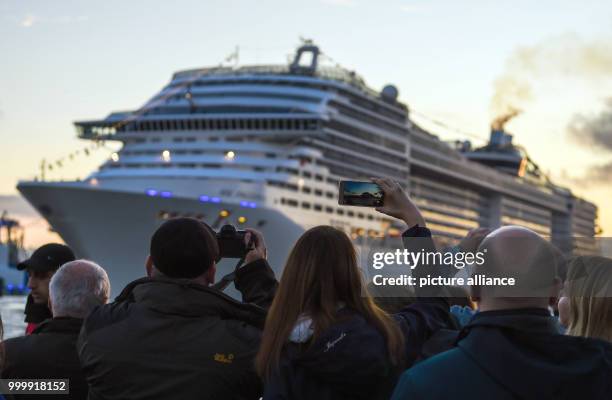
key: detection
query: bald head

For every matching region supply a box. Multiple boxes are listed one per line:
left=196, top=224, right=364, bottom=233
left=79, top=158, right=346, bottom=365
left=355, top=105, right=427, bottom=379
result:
left=49, top=260, right=110, bottom=318
left=473, top=226, right=560, bottom=311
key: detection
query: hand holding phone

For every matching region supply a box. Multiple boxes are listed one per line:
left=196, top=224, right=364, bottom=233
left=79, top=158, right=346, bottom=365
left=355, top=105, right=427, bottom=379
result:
left=371, top=177, right=425, bottom=227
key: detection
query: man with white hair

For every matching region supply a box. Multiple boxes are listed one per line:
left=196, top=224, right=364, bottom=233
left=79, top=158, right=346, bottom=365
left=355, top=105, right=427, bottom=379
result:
left=1, top=260, right=110, bottom=400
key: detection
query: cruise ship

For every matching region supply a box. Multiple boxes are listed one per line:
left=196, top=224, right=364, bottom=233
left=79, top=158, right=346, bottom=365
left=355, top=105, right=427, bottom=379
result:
left=17, top=42, right=599, bottom=296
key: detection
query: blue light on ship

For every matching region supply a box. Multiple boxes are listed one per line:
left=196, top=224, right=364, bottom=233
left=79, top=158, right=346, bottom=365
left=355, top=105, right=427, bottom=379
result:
left=248, top=202, right=257, bottom=208
left=211, top=197, right=221, bottom=203
left=146, top=189, right=158, bottom=197
left=160, top=191, right=172, bottom=198
left=199, top=195, right=210, bottom=202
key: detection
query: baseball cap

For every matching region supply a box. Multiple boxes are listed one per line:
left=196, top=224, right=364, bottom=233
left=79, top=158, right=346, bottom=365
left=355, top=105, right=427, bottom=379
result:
left=17, top=243, right=76, bottom=272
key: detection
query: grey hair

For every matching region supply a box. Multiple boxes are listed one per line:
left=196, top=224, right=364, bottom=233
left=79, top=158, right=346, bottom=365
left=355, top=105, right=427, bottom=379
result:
left=49, top=260, right=110, bottom=318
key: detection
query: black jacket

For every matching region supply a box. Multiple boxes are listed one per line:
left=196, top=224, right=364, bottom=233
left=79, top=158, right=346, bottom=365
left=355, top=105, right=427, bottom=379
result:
left=1, top=317, right=88, bottom=400
left=77, top=259, right=277, bottom=400
left=263, top=227, right=458, bottom=399
left=392, top=308, right=612, bottom=400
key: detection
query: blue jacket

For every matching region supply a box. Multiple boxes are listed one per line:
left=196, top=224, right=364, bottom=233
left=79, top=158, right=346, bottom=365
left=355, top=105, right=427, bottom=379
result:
left=392, top=308, right=612, bottom=400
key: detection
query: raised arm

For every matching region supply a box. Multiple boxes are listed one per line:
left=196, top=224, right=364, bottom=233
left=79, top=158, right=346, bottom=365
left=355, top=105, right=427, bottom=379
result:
left=234, top=229, right=278, bottom=309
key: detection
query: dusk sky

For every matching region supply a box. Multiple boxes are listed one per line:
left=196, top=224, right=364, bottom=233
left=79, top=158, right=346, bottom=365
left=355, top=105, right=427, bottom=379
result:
left=1, top=0, right=611, bottom=246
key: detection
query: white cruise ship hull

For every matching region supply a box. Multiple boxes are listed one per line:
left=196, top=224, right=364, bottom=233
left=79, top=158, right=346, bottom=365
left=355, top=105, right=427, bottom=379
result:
left=18, top=181, right=305, bottom=298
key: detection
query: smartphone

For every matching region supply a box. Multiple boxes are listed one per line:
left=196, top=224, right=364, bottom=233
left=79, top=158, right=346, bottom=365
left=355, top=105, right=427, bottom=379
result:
left=338, top=181, right=384, bottom=207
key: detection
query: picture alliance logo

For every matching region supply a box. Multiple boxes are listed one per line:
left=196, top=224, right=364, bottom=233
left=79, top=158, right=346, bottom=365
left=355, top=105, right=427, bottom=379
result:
left=371, top=248, right=488, bottom=270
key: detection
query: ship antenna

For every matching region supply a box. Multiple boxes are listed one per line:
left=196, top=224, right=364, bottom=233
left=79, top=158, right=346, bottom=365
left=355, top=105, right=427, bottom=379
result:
left=223, top=45, right=240, bottom=69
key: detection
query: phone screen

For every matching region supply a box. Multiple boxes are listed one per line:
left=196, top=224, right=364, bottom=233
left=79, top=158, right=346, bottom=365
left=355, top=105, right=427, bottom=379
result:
left=338, top=181, right=384, bottom=207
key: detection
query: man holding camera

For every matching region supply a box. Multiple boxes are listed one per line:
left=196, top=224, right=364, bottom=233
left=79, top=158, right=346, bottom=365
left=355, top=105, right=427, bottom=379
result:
left=77, top=218, right=278, bottom=400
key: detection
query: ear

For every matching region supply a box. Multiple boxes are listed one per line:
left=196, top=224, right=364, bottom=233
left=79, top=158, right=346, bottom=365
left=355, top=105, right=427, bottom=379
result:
left=470, top=285, right=481, bottom=304
left=145, top=255, right=154, bottom=277
left=548, top=277, right=563, bottom=307
left=205, top=262, right=216, bottom=285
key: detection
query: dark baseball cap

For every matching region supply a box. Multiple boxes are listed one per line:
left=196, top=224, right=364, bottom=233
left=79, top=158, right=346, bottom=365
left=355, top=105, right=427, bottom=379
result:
left=17, top=243, right=76, bottom=272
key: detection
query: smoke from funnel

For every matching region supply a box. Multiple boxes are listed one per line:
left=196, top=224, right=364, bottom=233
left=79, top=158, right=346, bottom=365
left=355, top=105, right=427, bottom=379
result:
left=491, top=107, right=521, bottom=131
left=491, top=33, right=612, bottom=132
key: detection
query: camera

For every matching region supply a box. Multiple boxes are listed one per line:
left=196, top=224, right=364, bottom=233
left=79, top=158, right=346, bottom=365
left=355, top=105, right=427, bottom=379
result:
left=216, top=225, right=251, bottom=260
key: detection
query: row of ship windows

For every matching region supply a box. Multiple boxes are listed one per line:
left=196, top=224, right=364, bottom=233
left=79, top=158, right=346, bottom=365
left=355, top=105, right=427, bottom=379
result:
left=316, top=153, right=408, bottom=181
left=115, top=118, right=320, bottom=133
left=268, top=181, right=336, bottom=198
left=329, top=101, right=408, bottom=137
left=325, top=120, right=406, bottom=152
left=167, top=91, right=322, bottom=104
left=148, top=105, right=309, bottom=115
left=168, top=80, right=406, bottom=122
left=280, top=197, right=380, bottom=221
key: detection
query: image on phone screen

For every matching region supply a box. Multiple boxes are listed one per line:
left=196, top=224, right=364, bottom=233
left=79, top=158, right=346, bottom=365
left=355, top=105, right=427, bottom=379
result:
left=338, top=181, right=384, bottom=207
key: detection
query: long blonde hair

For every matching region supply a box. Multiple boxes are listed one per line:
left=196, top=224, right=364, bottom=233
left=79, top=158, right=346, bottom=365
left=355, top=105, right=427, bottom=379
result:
left=255, top=226, right=404, bottom=378
left=565, top=256, right=612, bottom=342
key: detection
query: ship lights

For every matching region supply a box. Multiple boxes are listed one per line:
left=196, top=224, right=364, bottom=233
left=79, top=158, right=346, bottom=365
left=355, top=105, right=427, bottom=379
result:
left=111, top=153, right=119, bottom=162
left=238, top=216, right=247, bottom=224
left=225, top=151, right=235, bottom=160
left=160, top=191, right=172, bottom=198
left=162, top=150, right=171, bottom=162
left=240, top=201, right=257, bottom=209
left=219, top=210, right=230, bottom=218
left=146, top=189, right=158, bottom=197
left=89, top=178, right=99, bottom=186
left=199, top=195, right=210, bottom=202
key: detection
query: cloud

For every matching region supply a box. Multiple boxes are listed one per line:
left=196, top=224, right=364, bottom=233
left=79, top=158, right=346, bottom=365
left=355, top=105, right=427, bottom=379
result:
left=320, top=0, right=356, bottom=6
left=492, top=33, right=612, bottom=128
left=20, top=14, right=37, bottom=28
left=16, top=14, right=89, bottom=28
left=561, top=161, right=612, bottom=188
left=567, top=98, right=612, bottom=153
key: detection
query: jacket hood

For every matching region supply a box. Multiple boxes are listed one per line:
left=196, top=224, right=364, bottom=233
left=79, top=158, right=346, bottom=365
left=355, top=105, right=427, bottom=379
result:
left=458, top=309, right=612, bottom=399
left=33, top=317, right=83, bottom=334
left=287, top=310, right=395, bottom=388
left=115, top=276, right=267, bottom=329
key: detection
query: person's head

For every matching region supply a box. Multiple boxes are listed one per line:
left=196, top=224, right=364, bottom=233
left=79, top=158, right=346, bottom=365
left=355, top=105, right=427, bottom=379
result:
left=18, top=243, right=76, bottom=304
left=558, top=256, right=612, bottom=341
left=49, top=260, right=110, bottom=318
left=471, top=226, right=561, bottom=312
left=146, top=217, right=219, bottom=286
left=256, top=226, right=404, bottom=378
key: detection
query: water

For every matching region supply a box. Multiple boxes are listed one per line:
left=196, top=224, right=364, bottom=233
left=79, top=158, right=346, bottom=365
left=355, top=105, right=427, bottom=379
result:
left=0, top=295, right=27, bottom=339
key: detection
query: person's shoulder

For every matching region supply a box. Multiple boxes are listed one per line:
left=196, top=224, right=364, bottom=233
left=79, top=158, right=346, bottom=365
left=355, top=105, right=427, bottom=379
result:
left=2, top=334, right=30, bottom=353
left=1, top=335, right=38, bottom=377
left=410, top=347, right=466, bottom=375
left=81, top=299, right=134, bottom=335
left=391, top=348, right=469, bottom=399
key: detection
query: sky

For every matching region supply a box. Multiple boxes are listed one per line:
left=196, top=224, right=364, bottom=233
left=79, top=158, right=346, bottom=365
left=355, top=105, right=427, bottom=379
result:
left=1, top=0, right=612, bottom=247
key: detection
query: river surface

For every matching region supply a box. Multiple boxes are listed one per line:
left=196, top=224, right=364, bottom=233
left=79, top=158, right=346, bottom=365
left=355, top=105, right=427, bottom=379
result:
left=0, top=295, right=27, bottom=339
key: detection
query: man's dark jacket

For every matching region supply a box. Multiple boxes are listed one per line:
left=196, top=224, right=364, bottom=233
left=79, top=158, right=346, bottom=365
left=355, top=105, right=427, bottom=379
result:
left=2, top=317, right=88, bottom=400
left=77, top=259, right=277, bottom=400
left=391, top=308, right=612, bottom=400
left=263, top=227, right=458, bottom=400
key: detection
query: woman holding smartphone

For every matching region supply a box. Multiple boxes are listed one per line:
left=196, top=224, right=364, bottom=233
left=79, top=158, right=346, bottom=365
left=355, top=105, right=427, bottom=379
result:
left=256, top=178, right=457, bottom=400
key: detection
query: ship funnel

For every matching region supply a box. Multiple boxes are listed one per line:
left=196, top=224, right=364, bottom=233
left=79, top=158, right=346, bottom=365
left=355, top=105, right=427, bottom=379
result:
left=490, top=129, right=513, bottom=147
left=290, top=42, right=320, bottom=75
